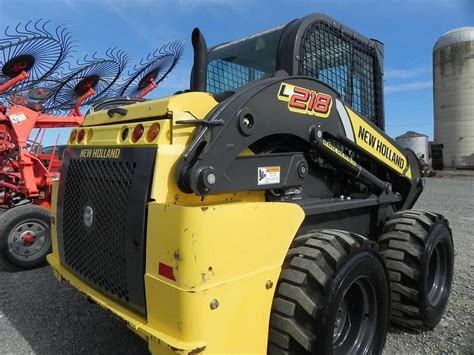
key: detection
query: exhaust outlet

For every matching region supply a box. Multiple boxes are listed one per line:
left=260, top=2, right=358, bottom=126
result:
left=190, top=27, right=208, bottom=92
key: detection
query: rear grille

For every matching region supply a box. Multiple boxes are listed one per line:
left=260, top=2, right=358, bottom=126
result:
left=62, top=159, right=134, bottom=301
left=57, top=147, right=156, bottom=315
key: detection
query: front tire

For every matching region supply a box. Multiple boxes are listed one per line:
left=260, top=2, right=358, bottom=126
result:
left=0, top=204, right=51, bottom=269
left=378, top=210, right=454, bottom=330
left=268, top=230, right=390, bottom=355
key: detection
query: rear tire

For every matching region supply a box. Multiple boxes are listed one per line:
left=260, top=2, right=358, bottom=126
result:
left=0, top=204, right=51, bottom=269
left=378, top=210, right=454, bottom=330
left=268, top=230, right=390, bottom=355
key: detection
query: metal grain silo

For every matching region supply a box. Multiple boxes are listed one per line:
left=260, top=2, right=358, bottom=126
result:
left=396, top=131, right=429, bottom=160
left=433, top=27, right=474, bottom=169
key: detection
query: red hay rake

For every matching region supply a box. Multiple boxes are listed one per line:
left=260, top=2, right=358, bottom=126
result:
left=0, top=20, right=183, bottom=268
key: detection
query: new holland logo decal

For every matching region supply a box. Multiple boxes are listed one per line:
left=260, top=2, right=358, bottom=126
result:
left=344, top=106, right=412, bottom=178
left=79, top=148, right=121, bottom=159
left=277, top=83, right=333, bottom=118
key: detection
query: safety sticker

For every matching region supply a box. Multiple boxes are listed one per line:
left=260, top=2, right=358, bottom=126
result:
left=258, top=166, right=280, bottom=185
left=9, top=113, right=28, bottom=124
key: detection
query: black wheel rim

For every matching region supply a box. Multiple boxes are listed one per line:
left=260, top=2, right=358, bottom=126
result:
left=426, top=241, right=449, bottom=307
left=333, top=276, right=377, bottom=355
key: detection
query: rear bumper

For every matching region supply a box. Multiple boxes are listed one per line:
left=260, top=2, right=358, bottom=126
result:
left=48, top=253, right=205, bottom=354
left=49, top=201, right=305, bottom=354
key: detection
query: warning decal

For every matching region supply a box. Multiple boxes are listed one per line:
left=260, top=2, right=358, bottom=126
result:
left=258, top=166, right=281, bottom=185
left=9, top=113, right=28, bottom=124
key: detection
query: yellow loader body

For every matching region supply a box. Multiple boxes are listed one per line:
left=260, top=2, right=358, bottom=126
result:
left=48, top=92, right=304, bottom=354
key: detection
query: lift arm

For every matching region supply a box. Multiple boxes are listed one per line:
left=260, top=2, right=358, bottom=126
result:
left=176, top=75, right=423, bottom=210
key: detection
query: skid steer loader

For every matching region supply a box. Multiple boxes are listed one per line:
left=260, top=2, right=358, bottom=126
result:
left=47, top=13, right=454, bottom=354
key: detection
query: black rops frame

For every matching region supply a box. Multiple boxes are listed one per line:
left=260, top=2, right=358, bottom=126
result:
left=275, top=13, right=385, bottom=130
left=199, top=13, right=385, bottom=130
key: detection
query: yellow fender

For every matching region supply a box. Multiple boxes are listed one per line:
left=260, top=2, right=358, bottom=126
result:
left=144, top=201, right=304, bottom=354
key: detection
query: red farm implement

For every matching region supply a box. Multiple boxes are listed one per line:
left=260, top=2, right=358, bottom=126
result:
left=0, top=20, right=183, bottom=268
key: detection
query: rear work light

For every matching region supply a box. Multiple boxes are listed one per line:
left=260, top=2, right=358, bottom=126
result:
left=69, top=130, right=77, bottom=143
left=132, top=124, right=144, bottom=143
left=146, top=123, right=160, bottom=142
left=77, top=129, right=85, bottom=143
left=86, top=129, right=93, bottom=142
left=121, top=127, right=129, bottom=141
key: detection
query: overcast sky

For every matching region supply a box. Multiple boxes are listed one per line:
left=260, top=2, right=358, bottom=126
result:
left=0, top=0, right=472, bottom=145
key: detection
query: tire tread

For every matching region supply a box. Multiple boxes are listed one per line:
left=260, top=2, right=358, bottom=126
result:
left=268, top=230, right=376, bottom=354
left=379, top=210, right=450, bottom=330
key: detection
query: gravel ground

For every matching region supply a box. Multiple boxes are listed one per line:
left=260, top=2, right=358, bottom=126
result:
left=0, top=176, right=473, bottom=354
